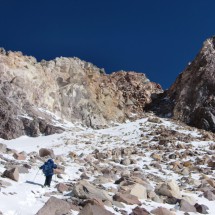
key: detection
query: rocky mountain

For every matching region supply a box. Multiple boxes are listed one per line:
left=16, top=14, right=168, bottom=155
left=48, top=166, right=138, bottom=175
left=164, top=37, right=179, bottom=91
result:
left=2, top=36, right=215, bottom=140
left=149, top=36, right=215, bottom=133
left=0, top=48, right=162, bottom=139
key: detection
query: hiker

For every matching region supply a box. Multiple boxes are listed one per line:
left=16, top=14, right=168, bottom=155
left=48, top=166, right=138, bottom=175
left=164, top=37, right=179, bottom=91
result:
left=39, top=159, right=57, bottom=187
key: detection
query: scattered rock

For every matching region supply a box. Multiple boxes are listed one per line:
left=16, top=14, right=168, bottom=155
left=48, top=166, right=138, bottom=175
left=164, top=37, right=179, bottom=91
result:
left=72, top=180, right=112, bottom=201
left=113, top=193, right=141, bottom=205
left=36, top=196, right=73, bottom=215
left=182, top=195, right=197, bottom=205
left=179, top=199, right=197, bottom=212
left=194, top=203, right=209, bottom=214
left=3, top=167, right=19, bottom=181
left=69, top=151, right=77, bottom=159
left=39, top=148, right=55, bottom=158
left=130, top=206, right=150, bottom=215
left=81, top=198, right=104, bottom=208
left=121, top=158, right=131, bottom=166
left=78, top=203, right=114, bottom=215
left=148, top=117, right=162, bottom=123
left=13, top=152, right=26, bottom=160
left=151, top=207, right=175, bottom=215
left=56, top=183, right=70, bottom=193
left=125, top=183, right=147, bottom=200
left=203, top=190, right=215, bottom=201
left=155, top=180, right=182, bottom=199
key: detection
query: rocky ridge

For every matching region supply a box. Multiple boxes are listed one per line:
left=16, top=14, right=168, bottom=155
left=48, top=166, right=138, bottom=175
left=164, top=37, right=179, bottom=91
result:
left=0, top=48, right=162, bottom=139
left=149, top=36, right=215, bottom=133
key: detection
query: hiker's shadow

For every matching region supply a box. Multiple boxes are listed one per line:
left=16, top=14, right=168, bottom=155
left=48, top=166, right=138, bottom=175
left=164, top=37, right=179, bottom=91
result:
left=25, top=180, right=42, bottom=187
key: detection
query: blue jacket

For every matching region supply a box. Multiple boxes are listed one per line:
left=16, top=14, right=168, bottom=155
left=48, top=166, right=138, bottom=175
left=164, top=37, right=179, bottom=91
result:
left=40, top=159, right=57, bottom=176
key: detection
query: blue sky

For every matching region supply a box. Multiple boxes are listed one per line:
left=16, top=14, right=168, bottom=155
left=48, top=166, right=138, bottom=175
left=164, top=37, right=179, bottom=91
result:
left=0, top=0, right=215, bottom=89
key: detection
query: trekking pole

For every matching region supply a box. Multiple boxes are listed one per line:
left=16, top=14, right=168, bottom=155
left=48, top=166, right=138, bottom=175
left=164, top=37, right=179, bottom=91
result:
left=33, top=169, right=40, bottom=182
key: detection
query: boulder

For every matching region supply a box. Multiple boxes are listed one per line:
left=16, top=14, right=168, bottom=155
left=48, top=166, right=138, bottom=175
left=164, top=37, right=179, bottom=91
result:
left=13, top=152, right=26, bottom=160
left=78, top=203, right=114, bottom=215
left=130, top=206, right=150, bottom=215
left=182, top=195, right=197, bottom=205
left=150, top=207, right=175, bottom=215
left=68, top=151, right=77, bottom=159
left=155, top=179, right=182, bottom=199
left=148, top=191, right=163, bottom=203
left=113, top=193, right=141, bottom=205
left=181, top=167, right=189, bottom=176
left=81, top=198, right=104, bottom=208
left=151, top=153, right=162, bottom=161
left=36, top=196, right=72, bottom=215
left=203, top=190, right=215, bottom=201
left=39, top=148, right=55, bottom=158
left=124, top=183, right=147, bottom=200
left=179, top=199, right=196, bottom=212
left=112, top=201, right=125, bottom=208
left=3, top=167, right=19, bottom=181
left=194, top=203, right=209, bottom=214
left=56, top=183, right=70, bottom=193
left=121, top=158, right=131, bottom=166
left=72, top=180, right=112, bottom=201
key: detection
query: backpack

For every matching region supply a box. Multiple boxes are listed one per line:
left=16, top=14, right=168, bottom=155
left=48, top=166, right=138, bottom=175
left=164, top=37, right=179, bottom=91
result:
left=42, top=162, right=52, bottom=175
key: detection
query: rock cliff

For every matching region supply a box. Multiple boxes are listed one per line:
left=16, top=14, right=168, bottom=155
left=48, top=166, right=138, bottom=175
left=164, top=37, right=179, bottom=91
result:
left=0, top=48, right=162, bottom=139
left=149, top=37, right=215, bottom=132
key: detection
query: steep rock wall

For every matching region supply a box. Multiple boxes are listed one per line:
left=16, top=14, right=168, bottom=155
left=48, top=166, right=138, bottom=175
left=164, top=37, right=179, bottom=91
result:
left=0, top=49, right=162, bottom=139
left=149, top=37, right=215, bottom=132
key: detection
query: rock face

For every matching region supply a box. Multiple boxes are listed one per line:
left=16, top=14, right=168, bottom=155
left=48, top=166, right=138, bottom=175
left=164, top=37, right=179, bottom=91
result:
left=149, top=37, right=215, bottom=133
left=0, top=49, right=162, bottom=139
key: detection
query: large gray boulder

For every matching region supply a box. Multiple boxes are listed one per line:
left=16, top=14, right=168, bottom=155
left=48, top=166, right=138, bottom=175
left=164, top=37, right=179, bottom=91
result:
left=113, top=193, right=141, bottom=205
left=121, top=183, right=147, bottom=200
left=155, top=179, right=182, bottom=199
left=39, top=148, right=55, bottom=158
left=36, top=196, right=73, bottom=215
left=179, top=199, right=197, bottom=212
left=72, top=180, right=112, bottom=201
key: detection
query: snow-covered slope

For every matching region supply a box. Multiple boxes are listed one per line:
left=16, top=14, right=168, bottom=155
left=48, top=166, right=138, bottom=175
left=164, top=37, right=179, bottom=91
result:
left=0, top=113, right=215, bottom=215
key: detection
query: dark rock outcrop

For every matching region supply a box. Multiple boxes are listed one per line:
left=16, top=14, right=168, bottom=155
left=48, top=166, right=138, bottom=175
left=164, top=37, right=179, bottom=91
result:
left=149, top=37, right=215, bottom=133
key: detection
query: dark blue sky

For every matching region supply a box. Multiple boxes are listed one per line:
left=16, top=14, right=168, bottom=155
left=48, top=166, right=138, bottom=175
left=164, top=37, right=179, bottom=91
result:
left=0, top=1, right=215, bottom=89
